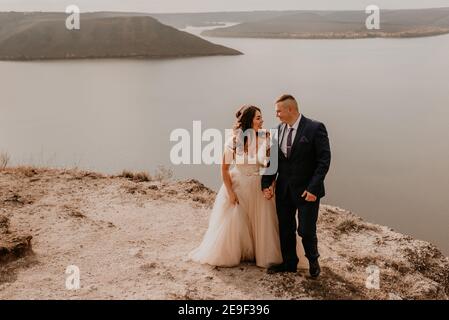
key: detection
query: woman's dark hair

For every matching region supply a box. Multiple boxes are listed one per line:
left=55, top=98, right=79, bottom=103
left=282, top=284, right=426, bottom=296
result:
left=234, top=105, right=261, bottom=133
left=232, top=105, right=261, bottom=154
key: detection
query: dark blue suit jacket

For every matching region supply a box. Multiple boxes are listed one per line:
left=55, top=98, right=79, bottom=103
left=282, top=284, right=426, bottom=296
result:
left=261, top=115, right=331, bottom=200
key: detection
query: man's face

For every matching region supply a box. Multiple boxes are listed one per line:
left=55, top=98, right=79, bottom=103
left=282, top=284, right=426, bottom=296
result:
left=275, top=102, right=289, bottom=123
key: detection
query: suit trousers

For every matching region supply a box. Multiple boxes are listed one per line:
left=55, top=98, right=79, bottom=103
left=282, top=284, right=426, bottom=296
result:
left=275, top=185, right=320, bottom=267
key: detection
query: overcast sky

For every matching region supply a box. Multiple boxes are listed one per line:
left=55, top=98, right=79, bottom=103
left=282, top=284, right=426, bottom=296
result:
left=1, top=0, right=449, bottom=13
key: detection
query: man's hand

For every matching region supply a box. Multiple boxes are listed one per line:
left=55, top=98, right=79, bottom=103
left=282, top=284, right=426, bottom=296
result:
left=301, top=190, right=317, bottom=202
left=263, top=186, right=274, bottom=200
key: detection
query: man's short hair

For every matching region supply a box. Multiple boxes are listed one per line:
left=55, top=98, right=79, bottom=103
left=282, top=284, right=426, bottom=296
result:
left=276, top=94, right=298, bottom=110
left=276, top=94, right=296, bottom=104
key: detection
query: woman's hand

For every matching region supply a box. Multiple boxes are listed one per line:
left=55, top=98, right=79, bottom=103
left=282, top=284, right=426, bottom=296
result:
left=229, top=191, right=239, bottom=205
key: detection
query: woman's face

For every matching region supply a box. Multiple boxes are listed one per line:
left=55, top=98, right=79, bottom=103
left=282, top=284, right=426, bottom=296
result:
left=252, top=110, right=264, bottom=130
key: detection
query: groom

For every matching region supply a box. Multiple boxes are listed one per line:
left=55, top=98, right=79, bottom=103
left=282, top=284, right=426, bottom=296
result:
left=262, top=94, right=331, bottom=278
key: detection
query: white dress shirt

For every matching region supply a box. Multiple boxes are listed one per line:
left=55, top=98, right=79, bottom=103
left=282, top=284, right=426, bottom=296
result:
left=280, top=114, right=302, bottom=157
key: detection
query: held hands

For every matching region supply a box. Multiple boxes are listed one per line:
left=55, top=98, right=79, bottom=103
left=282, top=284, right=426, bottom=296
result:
left=263, top=186, right=274, bottom=200
left=301, top=190, right=317, bottom=202
left=263, top=188, right=315, bottom=201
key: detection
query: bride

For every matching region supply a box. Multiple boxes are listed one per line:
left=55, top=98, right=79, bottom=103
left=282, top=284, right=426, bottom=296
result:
left=189, top=105, right=305, bottom=268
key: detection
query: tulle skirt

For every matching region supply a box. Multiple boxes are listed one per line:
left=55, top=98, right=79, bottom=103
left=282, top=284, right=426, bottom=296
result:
left=188, top=168, right=284, bottom=268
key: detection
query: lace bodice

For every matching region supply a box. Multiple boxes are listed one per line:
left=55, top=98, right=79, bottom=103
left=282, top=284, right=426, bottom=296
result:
left=224, top=136, right=270, bottom=176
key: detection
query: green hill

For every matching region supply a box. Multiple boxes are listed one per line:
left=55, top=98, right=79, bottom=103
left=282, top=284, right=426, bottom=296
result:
left=0, top=12, right=242, bottom=60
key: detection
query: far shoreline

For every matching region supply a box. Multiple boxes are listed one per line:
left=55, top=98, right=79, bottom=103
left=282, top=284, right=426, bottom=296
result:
left=202, top=29, right=449, bottom=40
left=0, top=51, right=243, bottom=62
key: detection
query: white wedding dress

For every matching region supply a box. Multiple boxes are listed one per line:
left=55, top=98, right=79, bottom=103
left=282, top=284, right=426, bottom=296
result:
left=188, top=136, right=286, bottom=268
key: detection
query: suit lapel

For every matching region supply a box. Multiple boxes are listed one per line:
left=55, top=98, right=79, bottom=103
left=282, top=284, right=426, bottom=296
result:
left=278, top=123, right=286, bottom=146
left=278, top=123, right=287, bottom=159
left=290, top=115, right=307, bottom=156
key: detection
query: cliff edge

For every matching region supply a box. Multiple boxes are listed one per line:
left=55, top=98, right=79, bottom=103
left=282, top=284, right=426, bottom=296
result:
left=1, top=167, right=448, bottom=299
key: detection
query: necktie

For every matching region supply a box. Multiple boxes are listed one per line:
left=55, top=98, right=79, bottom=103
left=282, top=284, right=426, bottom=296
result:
left=286, top=127, right=294, bottom=158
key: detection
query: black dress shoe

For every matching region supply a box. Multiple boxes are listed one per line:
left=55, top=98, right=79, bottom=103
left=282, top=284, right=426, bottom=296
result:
left=309, top=259, right=321, bottom=278
left=267, top=263, right=297, bottom=274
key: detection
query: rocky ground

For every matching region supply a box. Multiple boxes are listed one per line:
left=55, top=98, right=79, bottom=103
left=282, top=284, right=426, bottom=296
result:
left=0, top=167, right=448, bottom=300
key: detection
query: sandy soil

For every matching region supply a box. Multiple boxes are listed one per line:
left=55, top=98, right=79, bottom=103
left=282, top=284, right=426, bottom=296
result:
left=1, top=167, right=448, bottom=300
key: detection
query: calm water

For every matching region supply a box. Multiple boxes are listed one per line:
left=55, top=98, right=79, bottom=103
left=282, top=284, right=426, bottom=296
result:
left=1, top=27, right=448, bottom=255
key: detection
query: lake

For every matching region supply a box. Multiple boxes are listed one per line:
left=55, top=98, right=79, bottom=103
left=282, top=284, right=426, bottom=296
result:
left=1, top=26, right=448, bottom=255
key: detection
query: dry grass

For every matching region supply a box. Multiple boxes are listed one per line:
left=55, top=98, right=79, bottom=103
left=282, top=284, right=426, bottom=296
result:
left=119, top=170, right=134, bottom=179
left=403, top=245, right=449, bottom=294
left=118, top=166, right=173, bottom=183
left=336, top=217, right=380, bottom=234
left=14, top=166, right=38, bottom=177
left=153, top=165, right=173, bottom=182
left=0, top=151, right=10, bottom=169
left=0, top=215, right=9, bottom=231
left=62, top=204, right=86, bottom=219
left=119, top=170, right=152, bottom=182
left=1, top=165, right=45, bottom=177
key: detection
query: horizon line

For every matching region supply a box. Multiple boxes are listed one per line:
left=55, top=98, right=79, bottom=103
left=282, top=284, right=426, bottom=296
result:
left=2, top=7, right=449, bottom=15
